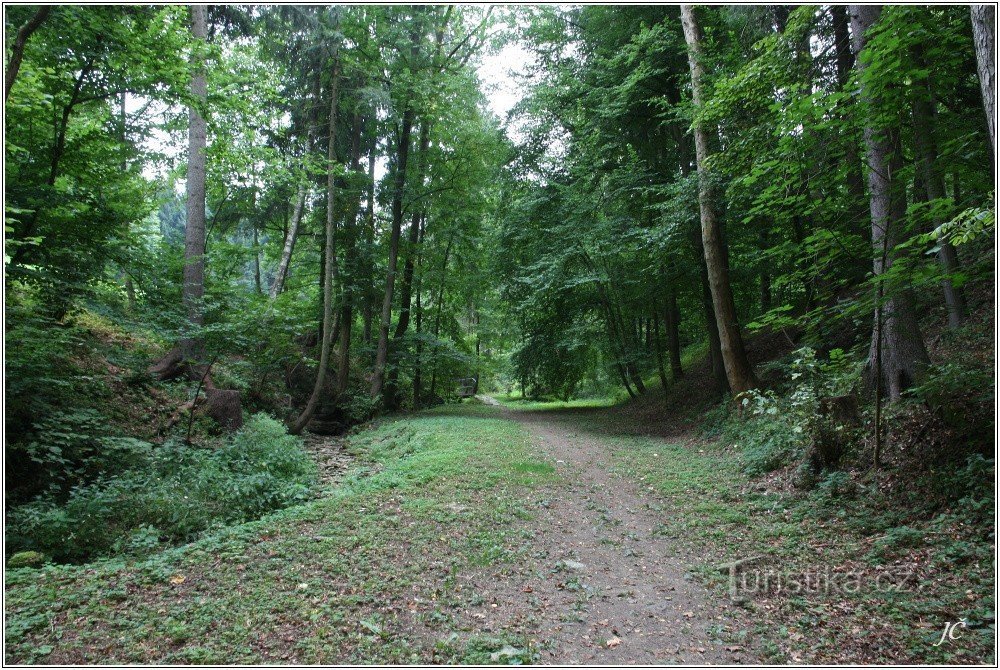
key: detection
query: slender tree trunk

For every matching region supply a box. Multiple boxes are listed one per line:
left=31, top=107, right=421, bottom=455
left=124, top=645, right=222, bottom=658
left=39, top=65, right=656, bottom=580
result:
left=681, top=5, right=757, bottom=397
left=274, top=77, right=321, bottom=299
left=119, top=91, right=137, bottom=312
left=971, top=5, right=996, bottom=162
left=393, top=124, right=431, bottom=342
left=371, top=106, right=414, bottom=399
left=4, top=6, right=50, bottom=101
left=831, top=4, right=867, bottom=212
left=910, top=49, right=967, bottom=328
left=758, top=227, right=771, bottom=312
left=665, top=291, right=683, bottom=380
left=271, top=184, right=307, bottom=298
left=12, top=56, right=94, bottom=267
left=413, top=245, right=424, bottom=408
left=428, top=233, right=454, bottom=400
left=290, top=59, right=341, bottom=434
left=851, top=5, right=930, bottom=401
left=652, top=311, right=670, bottom=392
left=181, top=5, right=208, bottom=364
left=362, top=149, right=376, bottom=345
left=336, top=108, right=365, bottom=397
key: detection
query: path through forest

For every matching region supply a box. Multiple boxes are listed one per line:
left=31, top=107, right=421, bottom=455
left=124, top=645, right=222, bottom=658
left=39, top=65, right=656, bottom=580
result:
left=462, top=397, right=752, bottom=664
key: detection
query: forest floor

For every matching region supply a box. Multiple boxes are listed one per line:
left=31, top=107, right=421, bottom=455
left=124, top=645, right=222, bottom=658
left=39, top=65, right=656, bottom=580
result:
left=5, top=394, right=993, bottom=664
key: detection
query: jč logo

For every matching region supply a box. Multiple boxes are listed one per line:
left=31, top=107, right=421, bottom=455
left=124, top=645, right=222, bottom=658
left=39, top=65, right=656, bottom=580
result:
left=933, top=619, right=967, bottom=647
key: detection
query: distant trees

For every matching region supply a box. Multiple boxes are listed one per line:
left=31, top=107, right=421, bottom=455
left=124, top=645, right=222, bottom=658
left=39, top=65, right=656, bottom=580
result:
left=498, top=4, right=992, bottom=404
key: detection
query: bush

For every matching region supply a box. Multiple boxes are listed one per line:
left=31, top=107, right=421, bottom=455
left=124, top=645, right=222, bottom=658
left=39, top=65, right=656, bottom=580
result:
left=717, top=348, right=862, bottom=477
left=7, top=414, right=317, bottom=563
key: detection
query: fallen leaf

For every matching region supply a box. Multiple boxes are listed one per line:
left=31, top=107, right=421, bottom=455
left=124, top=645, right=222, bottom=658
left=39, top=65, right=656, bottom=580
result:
left=169, top=575, right=185, bottom=585
left=606, top=636, right=622, bottom=648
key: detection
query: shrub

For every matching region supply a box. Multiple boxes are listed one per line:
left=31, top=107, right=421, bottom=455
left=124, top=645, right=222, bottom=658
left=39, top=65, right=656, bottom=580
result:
left=7, top=414, right=317, bottom=563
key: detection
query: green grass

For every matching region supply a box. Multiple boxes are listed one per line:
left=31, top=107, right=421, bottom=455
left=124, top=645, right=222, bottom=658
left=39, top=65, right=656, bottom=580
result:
left=490, top=394, right=614, bottom=412
left=5, top=404, right=556, bottom=664
left=594, top=424, right=995, bottom=665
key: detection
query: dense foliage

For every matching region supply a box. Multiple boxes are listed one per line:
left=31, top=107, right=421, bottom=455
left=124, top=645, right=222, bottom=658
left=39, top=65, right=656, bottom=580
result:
left=3, top=4, right=995, bottom=569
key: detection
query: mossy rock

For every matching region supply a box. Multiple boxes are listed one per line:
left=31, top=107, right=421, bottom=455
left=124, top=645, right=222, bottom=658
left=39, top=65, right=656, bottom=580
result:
left=8, top=551, right=46, bottom=569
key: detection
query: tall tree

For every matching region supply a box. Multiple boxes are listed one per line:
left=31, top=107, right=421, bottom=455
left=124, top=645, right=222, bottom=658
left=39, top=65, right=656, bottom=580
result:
left=971, top=5, right=996, bottom=161
left=850, top=5, right=930, bottom=400
left=680, top=5, right=757, bottom=396
left=181, top=4, right=209, bottom=365
left=371, top=13, right=423, bottom=400
left=290, top=58, right=341, bottom=434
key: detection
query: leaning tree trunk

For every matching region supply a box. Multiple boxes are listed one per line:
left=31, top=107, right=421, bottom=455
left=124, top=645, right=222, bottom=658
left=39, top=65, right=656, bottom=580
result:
left=181, top=4, right=209, bottom=365
left=290, top=60, right=340, bottom=434
left=681, top=5, right=757, bottom=396
left=272, top=75, right=320, bottom=299
left=851, top=5, right=930, bottom=401
left=971, top=5, right=996, bottom=162
left=4, top=6, right=50, bottom=101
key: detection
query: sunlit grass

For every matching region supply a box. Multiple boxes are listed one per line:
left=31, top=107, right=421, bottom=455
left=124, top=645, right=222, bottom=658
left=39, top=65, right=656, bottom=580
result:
left=489, top=393, right=615, bottom=411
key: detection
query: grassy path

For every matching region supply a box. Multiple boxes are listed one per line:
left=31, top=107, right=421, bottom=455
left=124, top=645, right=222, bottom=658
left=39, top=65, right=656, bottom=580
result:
left=6, top=399, right=992, bottom=664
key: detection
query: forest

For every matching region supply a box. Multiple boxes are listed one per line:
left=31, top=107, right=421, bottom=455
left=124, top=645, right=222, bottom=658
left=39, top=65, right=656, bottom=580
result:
left=4, top=4, right=997, bottom=665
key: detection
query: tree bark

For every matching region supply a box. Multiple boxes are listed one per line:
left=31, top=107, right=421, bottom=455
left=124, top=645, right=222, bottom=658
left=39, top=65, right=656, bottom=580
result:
left=4, top=6, right=50, bottom=101
left=971, top=5, right=996, bottom=162
left=830, top=4, right=867, bottom=210
left=392, top=123, right=431, bottom=342
left=851, top=5, right=930, bottom=401
left=681, top=5, right=757, bottom=396
left=336, top=107, right=366, bottom=397
left=652, top=311, right=670, bottom=392
left=371, top=106, right=415, bottom=399
left=910, top=46, right=967, bottom=329
left=181, top=5, right=208, bottom=364
left=290, top=59, right=340, bottom=434
left=428, top=233, right=454, bottom=400
left=362, top=148, right=376, bottom=345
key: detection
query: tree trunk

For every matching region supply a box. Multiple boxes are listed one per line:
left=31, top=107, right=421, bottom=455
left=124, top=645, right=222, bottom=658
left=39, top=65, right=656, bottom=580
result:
left=4, top=6, right=50, bottom=101
left=273, top=75, right=321, bottom=299
left=336, top=108, right=365, bottom=398
left=393, top=124, right=431, bottom=342
left=652, top=311, right=670, bottom=392
left=362, top=149, right=376, bottom=345
left=181, top=5, right=208, bottom=364
left=681, top=5, right=757, bottom=397
left=665, top=291, right=683, bottom=380
left=831, top=4, right=867, bottom=212
left=371, top=106, right=415, bottom=399
left=851, top=5, right=930, bottom=401
left=289, top=59, right=341, bottom=434
left=119, top=91, right=137, bottom=312
left=413, top=246, right=424, bottom=408
left=428, top=233, right=454, bottom=400
left=910, top=48, right=967, bottom=329
left=971, top=5, right=996, bottom=162
left=271, top=184, right=307, bottom=298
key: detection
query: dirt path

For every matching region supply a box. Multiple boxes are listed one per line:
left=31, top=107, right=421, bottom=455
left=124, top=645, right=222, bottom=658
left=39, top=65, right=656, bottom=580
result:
left=463, top=399, right=752, bottom=664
